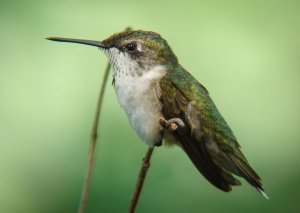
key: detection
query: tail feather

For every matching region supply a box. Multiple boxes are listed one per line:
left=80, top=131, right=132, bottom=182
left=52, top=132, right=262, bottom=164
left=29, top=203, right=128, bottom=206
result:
left=175, top=130, right=234, bottom=192
left=220, top=169, right=241, bottom=186
left=171, top=119, right=268, bottom=198
left=174, top=129, right=269, bottom=198
left=227, top=153, right=268, bottom=199
left=258, top=188, right=269, bottom=200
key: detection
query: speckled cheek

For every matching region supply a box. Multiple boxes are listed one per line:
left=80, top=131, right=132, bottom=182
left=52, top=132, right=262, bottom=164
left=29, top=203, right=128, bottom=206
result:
left=105, top=47, right=141, bottom=78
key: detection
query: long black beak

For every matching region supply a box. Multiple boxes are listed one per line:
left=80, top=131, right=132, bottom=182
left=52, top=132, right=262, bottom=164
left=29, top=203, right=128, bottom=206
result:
left=47, top=37, right=107, bottom=48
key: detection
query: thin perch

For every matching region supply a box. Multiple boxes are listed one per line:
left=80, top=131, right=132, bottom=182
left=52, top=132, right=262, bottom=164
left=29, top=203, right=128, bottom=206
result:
left=128, top=147, right=154, bottom=213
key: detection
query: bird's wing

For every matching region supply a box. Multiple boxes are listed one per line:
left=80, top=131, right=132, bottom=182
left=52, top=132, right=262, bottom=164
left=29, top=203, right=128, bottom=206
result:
left=159, top=66, right=264, bottom=193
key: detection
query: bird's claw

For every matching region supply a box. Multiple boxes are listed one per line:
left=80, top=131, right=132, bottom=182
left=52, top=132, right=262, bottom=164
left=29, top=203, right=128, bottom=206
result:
left=159, top=117, right=185, bottom=132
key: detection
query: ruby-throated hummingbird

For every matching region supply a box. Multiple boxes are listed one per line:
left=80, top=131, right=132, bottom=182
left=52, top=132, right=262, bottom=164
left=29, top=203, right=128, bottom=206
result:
left=47, top=30, right=268, bottom=198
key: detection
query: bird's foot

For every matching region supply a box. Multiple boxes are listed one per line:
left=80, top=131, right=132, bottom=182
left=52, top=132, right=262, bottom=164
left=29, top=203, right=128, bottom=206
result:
left=159, top=117, right=185, bottom=132
left=157, top=117, right=185, bottom=147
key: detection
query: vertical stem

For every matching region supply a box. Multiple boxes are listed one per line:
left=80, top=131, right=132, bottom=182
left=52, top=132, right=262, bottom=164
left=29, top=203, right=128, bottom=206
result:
left=128, top=147, right=154, bottom=213
left=78, top=27, right=132, bottom=213
left=78, top=62, right=111, bottom=213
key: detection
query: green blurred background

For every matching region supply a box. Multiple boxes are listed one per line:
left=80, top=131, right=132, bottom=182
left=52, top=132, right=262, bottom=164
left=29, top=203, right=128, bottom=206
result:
left=1, top=0, right=300, bottom=212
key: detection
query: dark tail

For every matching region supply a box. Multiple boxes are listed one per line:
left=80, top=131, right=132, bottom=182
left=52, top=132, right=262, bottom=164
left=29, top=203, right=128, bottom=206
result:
left=174, top=130, right=269, bottom=199
left=227, top=153, right=269, bottom=199
left=175, top=130, right=238, bottom=192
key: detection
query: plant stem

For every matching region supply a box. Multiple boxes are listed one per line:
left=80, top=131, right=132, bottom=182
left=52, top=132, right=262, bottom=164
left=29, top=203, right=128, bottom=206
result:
left=128, top=147, right=155, bottom=213
left=78, top=61, right=111, bottom=213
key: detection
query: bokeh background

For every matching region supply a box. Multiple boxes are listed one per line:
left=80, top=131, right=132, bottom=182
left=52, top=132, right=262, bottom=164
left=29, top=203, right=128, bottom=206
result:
left=1, top=0, right=300, bottom=212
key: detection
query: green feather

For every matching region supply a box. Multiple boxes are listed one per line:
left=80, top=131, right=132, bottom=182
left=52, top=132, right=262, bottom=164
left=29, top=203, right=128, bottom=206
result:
left=160, top=64, right=265, bottom=194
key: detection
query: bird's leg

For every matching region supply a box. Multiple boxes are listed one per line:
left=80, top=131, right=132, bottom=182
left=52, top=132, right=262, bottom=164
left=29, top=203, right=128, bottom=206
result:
left=155, top=117, right=185, bottom=147
left=159, top=117, right=185, bottom=132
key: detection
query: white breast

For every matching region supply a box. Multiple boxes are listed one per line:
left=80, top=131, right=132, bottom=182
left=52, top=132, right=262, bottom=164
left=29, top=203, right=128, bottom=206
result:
left=113, top=65, right=166, bottom=147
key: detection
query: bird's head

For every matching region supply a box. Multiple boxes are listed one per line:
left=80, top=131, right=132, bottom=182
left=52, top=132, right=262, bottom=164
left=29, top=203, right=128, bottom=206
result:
left=48, top=30, right=178, bottom=75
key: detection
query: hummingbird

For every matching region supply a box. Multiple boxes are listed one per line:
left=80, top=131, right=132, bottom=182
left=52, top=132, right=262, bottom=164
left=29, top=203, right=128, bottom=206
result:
left=47, top=30, right=268, bottom=198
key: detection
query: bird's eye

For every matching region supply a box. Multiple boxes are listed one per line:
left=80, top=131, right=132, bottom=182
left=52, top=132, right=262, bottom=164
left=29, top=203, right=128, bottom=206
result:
left=125, top=43, right=137, bottom=52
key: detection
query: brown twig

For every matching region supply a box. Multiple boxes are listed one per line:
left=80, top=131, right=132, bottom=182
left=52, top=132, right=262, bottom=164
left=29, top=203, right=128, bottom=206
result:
left=78, top=27, right=132, bottom=213
left=128, top=147, right=155, bottom=213
left=78, top=61, right=111, bottom=213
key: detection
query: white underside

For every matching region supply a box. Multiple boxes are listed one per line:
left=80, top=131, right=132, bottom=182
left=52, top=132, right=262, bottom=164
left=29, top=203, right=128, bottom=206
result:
left=114, top=65, right=166, bottom=146
left=106, top=48, right=166, bottom=146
